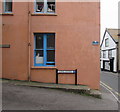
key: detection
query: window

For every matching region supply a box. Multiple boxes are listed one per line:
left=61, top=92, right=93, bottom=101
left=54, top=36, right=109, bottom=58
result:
left=108, top=50, right=112, bottom=58
left=105, top=38, right=109, bottom=47
left=103, top=51, right=106, bottom=58
left=0, top=44, right=10, bottom=48
left=35, top=0, right=55, bottom=13
left=4, top=0, right=12, bottom=13
left=34, top=33, right=55, bottom=66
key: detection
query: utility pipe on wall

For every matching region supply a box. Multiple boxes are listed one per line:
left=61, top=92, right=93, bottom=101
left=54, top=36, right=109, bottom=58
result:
left=28, top=1, right=31, bottom=81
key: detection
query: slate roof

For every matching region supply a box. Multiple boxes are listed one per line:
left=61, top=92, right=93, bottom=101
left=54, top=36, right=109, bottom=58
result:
left=100, top=28, right=120, bottom=47
left=107, top=28, right=120, bottom=43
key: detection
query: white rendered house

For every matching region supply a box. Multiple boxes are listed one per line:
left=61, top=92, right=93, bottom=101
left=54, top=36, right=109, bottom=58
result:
left=100, top=29, right=120, bottom=72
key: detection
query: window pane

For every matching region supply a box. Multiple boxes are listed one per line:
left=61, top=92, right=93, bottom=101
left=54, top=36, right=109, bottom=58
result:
left=46, top=63, right=55, bottom=65
left=47, top=34, right=55, bottom=49
left=36, top=34, right=43, bottom=49
left=36, top=0, right=44, bottom=12
left=5, top=0, right=12, bottom=12
left=103, top=51, right=106, bottom=58
left=108, top=50, right=112, bottom=58
left=47, top=0, right=55, bottom=13
left=47, top=50, right=55, bottom=62
left=105, top=38, right=109, bottom=47
left=35, top=50, right=44, bottom=64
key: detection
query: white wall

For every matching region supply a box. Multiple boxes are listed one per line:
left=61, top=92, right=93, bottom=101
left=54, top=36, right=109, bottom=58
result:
left=100, top=31, right=117, bottom=72
left=101, top=31, right=117, bottom=50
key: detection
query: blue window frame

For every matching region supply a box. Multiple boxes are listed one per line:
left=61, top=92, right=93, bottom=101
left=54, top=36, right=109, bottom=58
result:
left=4, top=0, right=12, bottom=13
left=35, top=0, right=55, bottom=14
left=34, top=33, right=55, bottom=66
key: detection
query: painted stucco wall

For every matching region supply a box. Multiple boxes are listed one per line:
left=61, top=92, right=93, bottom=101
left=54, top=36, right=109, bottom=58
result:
left=118, top=37, right=120, bottom=72
left=30, top=2, right=100, bottom=89
left=0, top=1, right=2, bottom=78
left=101, top=49, right=117, bottom=71
left=2, top=2, right=100, bottom=89
left=2, top=2, right=29, bottom=80
left=101, top=32, right=117, bottom=49
left=100, top=31, right=117, bottom=72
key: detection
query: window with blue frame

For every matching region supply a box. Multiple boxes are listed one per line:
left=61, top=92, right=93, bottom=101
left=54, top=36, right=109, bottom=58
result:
left=4, top=0, right=12, bottom=13
left=34, top=33, right=55, bottom=66
left=35, top=0, right=55, bottom=13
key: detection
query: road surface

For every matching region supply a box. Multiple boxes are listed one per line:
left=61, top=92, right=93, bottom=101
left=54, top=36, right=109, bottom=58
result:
left=100, top=71, right=119, bottom=103
left=2, top=82, right=118, bottom=110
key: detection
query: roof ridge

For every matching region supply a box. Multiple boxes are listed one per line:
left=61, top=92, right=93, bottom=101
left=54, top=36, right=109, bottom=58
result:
left=107, top=28, right=120, bottom=30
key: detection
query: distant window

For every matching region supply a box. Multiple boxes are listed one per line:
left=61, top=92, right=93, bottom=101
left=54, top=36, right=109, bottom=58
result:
left=35, top=0, right=55, bottom=13
left=4, top=0, right=12, bottom=13
left=117, top=33, right=120, bottom=36
left=108, top=50, right=112, bottom=58
left=34, top=33, right=55, bottom=66
left=105, top=38, right=109, bottom=47
left=103, top=51, right=106, bottom=58
left=0, top=44, right=10, bottom=48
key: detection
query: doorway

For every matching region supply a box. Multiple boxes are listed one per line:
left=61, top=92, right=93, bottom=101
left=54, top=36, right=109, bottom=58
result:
left=110, top=58, right=114, bottom=72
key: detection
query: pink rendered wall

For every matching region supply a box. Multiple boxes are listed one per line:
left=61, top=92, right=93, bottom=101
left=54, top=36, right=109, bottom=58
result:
left=30, top=2, right=100, bottom=89
left=2, top=2, right=29, bottom=80
left=2, top=2, right=100, bottom=89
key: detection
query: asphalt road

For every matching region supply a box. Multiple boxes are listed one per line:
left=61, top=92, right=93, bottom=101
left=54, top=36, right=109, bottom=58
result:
left=100, top=71, right=118, bottom=92
left=2, top=82, right=118, bottom=110
left=100, top=71, right=120, bottom=105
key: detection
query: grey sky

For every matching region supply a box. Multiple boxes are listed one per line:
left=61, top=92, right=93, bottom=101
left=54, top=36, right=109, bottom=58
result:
left=100, top=0, right=119, bottom=42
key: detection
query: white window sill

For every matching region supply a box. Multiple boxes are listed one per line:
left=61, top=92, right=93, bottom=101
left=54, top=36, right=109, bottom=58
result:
left=31, top=13, right=57, bottom=16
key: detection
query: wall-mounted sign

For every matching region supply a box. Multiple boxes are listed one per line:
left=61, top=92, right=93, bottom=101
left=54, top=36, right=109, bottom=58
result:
left=56, top=69, right=77, bottom=85
left=92, top=41, right=99, bottom=45
left=57, top=70, right=76, bottom=74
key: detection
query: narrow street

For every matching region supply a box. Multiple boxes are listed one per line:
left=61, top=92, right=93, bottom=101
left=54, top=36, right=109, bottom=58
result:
left=100, top=71, right=119, bottom=103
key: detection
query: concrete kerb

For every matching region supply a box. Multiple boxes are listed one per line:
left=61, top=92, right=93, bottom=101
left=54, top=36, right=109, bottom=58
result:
left=1, top=79, right=102, bottom=98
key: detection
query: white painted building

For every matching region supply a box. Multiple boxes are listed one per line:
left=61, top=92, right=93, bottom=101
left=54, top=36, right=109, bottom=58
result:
left=100, top=29, right=120, bottom=72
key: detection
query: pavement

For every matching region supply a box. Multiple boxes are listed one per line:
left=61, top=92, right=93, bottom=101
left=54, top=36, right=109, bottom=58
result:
left=1, top=79, right=101, bottom=98
left=1, top=79, right=119, bottom=110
